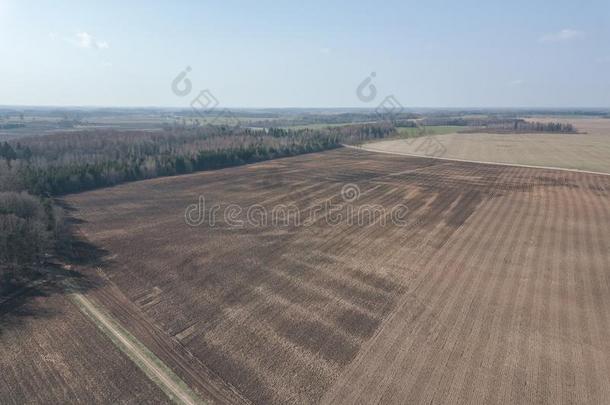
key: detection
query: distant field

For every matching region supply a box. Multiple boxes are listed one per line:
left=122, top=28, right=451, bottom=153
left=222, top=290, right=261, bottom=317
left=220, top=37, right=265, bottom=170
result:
left=64, top=148, right=610, bottom=404
left=363, top=118, right=610, bottom=173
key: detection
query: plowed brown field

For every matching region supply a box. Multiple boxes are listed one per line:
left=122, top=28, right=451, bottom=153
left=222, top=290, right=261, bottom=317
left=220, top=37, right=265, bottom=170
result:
left=0, top=291, right=172, bottom=404
left=63, top=147, right=610, bottom=404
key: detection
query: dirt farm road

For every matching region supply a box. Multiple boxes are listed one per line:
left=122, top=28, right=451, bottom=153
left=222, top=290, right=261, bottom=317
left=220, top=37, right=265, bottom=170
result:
left=65, top=280, right=206, bottom=405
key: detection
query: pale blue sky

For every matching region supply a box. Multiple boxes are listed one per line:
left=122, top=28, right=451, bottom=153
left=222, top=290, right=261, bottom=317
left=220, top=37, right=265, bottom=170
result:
left=1, top=0, right=609, bottom=107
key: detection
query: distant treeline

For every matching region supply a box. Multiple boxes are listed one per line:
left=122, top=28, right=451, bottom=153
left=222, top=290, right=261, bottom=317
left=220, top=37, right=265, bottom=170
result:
left=459, top=120, right=576, bottom=134
left=420, top=117, right=472, bottom=126
left=394, top=120, right=419, bottom=128
left=419, top=116, right=577, bottom=133
left=247, top=112, right=420, bottom=128
left=0, top=123, right=26, bottom=130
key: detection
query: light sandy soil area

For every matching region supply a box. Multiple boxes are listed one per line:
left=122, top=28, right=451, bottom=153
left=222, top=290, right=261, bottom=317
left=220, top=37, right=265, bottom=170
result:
left=363, top=118, right=610, bottom=174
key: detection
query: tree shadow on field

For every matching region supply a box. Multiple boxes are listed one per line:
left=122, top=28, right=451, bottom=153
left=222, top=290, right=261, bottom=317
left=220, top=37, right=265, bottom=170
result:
left=0, top=200, right=112, bottom=336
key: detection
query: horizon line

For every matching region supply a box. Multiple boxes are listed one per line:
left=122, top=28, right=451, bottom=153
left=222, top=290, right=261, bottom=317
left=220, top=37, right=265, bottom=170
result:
left=1, top=104, right=609, bottom=111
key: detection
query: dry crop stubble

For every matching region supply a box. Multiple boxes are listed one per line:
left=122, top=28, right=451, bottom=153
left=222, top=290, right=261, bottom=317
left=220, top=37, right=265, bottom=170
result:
left=61, top=147, right=610, bottom=404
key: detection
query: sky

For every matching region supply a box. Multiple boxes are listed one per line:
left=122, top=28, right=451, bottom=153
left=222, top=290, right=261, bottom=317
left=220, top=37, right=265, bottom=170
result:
left=0, top=0, right=609, bottom=108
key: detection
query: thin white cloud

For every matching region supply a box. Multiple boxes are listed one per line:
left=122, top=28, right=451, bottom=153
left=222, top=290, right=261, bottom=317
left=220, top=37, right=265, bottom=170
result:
left=319, top=47, right=332, bottom=54
left=509, top=79, right=524, bottom=86
left=76, top=32, right=93, bottom=48
left=69, top=32, right=110, bottom=50
left=539, top=29, right=585, bottom=43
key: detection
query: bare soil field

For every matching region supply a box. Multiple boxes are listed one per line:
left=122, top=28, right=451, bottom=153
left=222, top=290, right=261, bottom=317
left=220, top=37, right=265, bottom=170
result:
left=60, top=147, right=610, bottom=404
left=363, top=117, right=610, bottom=173
left=0, top=290, right=171, bottom=404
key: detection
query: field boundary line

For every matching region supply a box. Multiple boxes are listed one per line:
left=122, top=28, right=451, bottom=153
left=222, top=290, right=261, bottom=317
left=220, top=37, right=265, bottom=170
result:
left=344, top=144, right=610, bottom=176
left=64, top=280, right=206, bottom=405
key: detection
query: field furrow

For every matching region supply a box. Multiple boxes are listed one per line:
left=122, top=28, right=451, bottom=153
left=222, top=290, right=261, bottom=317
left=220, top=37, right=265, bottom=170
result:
left=59, top=147, right=610, bottom=404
